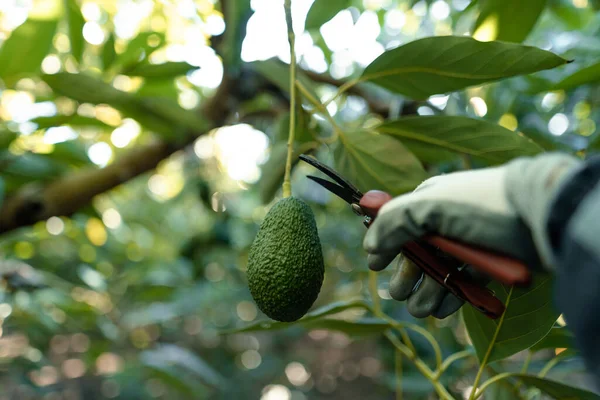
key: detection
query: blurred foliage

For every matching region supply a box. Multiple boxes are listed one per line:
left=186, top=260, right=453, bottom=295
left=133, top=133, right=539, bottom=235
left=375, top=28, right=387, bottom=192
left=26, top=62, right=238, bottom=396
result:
left=0, top=0, right=599, bottom=399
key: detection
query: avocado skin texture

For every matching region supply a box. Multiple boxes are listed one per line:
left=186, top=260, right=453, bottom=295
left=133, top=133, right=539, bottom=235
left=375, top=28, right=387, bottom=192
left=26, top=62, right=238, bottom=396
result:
left=247, top=197, right=324, bottom=322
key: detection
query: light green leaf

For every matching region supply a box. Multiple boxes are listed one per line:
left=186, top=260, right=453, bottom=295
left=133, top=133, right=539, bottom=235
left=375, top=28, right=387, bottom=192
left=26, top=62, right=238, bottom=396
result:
left=141, top=344, right=223, bottom=391
left=549, top=62, right=600, bottom=92
left=530, top=327, right=576, bottom=353
left=42, top=73, right=185, bottom=139
left=64, top=0, right=85, bottom=63
left=377, top=116, right=544, bottom=165
left=463, top=273, right=559, bottom=364
left=473, top=0, right=547, bottom=43
left=31, top=114, right=115, bottom=130
left=252, top=59, right=320, bottom=101
left=113, top=32, right=166, bottom=72
left=305, top=0, right=350, bottom=30
left=136, top=78, right=179, bottom=100
left=335, top=129, right=428, bottom=196
left=221, top=300, right=370, bottom=334
left=0, top=19, right=59, bottom=86
left=44, top=141, right=91, bottom=167
left=123, top=62, right=199, bottom=78
left=361, top=36, right=568, bottom=99
left=101, top=33, right=117, bottom=70
left=510, top=374, right=600, bottom=399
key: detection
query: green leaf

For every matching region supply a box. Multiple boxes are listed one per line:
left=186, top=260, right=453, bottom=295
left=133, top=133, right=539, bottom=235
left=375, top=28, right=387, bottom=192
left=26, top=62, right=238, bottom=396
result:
left=473, top=0, right=547, bottom=43
left=252, top=59, right=320, bottom=101
left=0, top=132, right=17, bottom=149
left=123, top=62, right=199, bottom=78
left=511, top=374, right=600, bottom=399
left=101, top=33, right=117, bottom=70
left=463, top=273, right=559, bottom=364
left=335, top=129, right=428, bottom=196
left=0, top=19, right=59, bottom=86
left=377, top=116, right=544, bottom=165
left=305, top=0, right=350, bottom=30
left=549, top=62, right=600, bottom=92
left=0, top=178, right=4, bottom=209
left=361, top=36, right=568, bottom=99
left=530, top=327, right=576, bottom=353
left=221, top=300, right=370, bottom=334
left=31, top=114, right=114, bottom=130
left=113, top=32, right=166, bottom=72
left=45, top=141, right=91, bottom=167
left=140, top=344, right=224, bottom=389
left=42, top=72, right=133, bottom=105
left=136, top=78, right=179, bottom=100
left=137, top=97, right=210, bottom=133
left=64, top=0, right=85, bottom=63
left=303, top=318, right=390, bottom=337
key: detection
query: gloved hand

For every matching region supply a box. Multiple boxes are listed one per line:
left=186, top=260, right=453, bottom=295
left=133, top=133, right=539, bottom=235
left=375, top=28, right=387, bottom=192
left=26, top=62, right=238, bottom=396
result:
left=363, top=153, right=583, bottom=319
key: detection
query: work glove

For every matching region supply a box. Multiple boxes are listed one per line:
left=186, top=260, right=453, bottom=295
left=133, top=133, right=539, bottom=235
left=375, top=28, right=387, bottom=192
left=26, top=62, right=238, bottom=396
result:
left=363, top=153, right=582, bottom=319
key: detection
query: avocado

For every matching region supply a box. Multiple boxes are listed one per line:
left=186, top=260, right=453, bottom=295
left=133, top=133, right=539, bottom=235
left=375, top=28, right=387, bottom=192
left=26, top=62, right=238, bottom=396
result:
left=247, top=197, right=324, bottom=322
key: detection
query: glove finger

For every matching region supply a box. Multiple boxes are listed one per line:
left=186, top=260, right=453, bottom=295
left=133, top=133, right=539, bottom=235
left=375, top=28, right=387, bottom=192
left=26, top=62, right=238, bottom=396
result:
left=389, top=256, right=423, bottom=301
left=406, top=274, right=447, bottom=318
left=432, top=293, right=464, bottom=319
left=367, top=252, right=398, bottom=271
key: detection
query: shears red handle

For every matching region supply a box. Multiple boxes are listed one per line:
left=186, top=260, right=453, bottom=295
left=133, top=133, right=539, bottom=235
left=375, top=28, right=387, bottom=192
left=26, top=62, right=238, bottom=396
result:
left=361, top=190, right=531, bottom=319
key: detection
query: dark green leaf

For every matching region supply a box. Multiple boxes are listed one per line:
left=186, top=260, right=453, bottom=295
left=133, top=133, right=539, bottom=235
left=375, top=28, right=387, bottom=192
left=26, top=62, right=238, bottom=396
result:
left=31, top=114, right=114, bottom=130
left=0, top=178, right=4, bottom=209
left=137, top=97, right=210, bottom=134
left=303, top=318, right=390, bottom=337
left=3, top=153, right=67, bottom=181
left=549, top=62, right=600, bottom=92
left=45, top=141, right=91, bottom=167
left=222, top=300, right=370, bottom=334
left=0, top=19, right=59, bottom=86
left=64, top=0, right=85, bottom=63
left=463, top=273, right=559, bottom=363
left=123, top=62, right=199, bottom=78
left=361, top=36, right=568, bottom=99
left=377, top=116, right=544, bottom=165
left=473, top=0, right=547, bottom=43
left=335, top=129, right=428, bottom=196
left=511, top=374, right=600, bottom=399
left=219, top=0, right=252, bottom=71
left=101, top=33, right=117, bottom=70
left=305, top=0, right=351, bottom=30
left=0, top=132, right=17, bottom=149
left=42, top=72, right=133, bottom=105
left=530, top=327, right=576, bottom=353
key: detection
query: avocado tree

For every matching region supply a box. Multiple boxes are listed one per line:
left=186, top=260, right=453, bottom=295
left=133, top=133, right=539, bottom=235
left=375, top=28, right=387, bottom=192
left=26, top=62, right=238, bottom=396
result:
left=0, top=0, right=599, bottom=399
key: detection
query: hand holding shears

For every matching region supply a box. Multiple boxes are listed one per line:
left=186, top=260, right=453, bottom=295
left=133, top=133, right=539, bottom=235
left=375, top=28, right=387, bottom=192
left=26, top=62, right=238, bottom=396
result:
left=299, top=154, right=533, bottom=319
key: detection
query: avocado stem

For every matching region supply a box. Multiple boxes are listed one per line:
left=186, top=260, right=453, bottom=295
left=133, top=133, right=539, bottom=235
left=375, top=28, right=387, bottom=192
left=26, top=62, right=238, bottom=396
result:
left=282, top=0, right=296, bottom=198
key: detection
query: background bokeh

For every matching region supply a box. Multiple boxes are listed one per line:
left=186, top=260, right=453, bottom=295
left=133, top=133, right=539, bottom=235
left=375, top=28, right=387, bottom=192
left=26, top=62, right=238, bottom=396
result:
left=0, top=0, right=599, bottom=399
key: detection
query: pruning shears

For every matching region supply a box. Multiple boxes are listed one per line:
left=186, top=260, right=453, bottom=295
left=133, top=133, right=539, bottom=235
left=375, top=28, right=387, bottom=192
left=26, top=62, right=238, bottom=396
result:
left=299, top=154, right=532, bottom=319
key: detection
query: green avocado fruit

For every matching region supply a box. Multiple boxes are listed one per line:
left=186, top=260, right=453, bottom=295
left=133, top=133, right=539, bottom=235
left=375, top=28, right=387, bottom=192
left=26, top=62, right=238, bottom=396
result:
left=247, top=197, right=325, bottom=322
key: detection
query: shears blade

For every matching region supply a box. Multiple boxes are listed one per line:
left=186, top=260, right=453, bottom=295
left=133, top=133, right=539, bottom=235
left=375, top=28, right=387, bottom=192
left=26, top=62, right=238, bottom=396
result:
left=306, top=175, right=361, bottom=205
